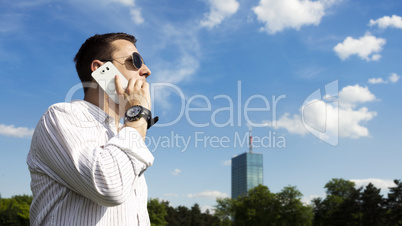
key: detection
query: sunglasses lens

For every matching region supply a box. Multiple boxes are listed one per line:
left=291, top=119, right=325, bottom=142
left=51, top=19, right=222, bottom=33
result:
left=132, top=52, right=143, bottom=69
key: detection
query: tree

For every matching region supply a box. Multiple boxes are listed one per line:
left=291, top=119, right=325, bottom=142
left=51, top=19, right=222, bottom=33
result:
left=277, top=186, right=313, bottom=226
left=313, top=178, right=360, bottom=226
left=164, top=204, right=180, bottom=226
left=233, top=184, right=281, bottom=225
left=201, top=209, right=223, bottom=226
left=386, top=179, right=402, bottom=225
left=324, top=178, right=356, bottom=198
left=0, top=195, right=32, bottom=226
left=190, top=204, right=202, bottom=225
left=214, top=197, right=234, bottom=222
left=215, top=184, right=312, bottom=225
left=147, top=198, right=168, bottom=226
left=311, top=197, right=326, bottom=226
left=163, top=202, right=222, bottom=226
left=334, top=185, right=361, bottom=225
left=360, top=183, right=386, bottom=225
left=189, top=204, right=220, bottom=226
left=176, top=205, right=192, bottom=226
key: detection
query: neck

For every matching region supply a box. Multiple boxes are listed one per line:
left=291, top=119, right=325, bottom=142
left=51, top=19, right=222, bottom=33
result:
left=84, top=87, right=121, bottom=130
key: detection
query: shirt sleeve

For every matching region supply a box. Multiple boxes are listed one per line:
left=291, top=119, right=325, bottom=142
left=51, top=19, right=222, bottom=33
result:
left=31, top=104, right=154, bottom=207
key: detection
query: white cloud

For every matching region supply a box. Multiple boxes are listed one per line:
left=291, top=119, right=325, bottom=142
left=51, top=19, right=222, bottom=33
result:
left=333, top=33, right=386, bottom=61
left=337, top=106, right=377, bottom=138
left=253, top=0, right=339, bottom=34
left=200, top=205, right=215, bottom=214
left=269, top=113, right=308, bottom=135
left=369, top=15, right=402, bottom=29
left=200, top=0, right=239, bottom=28
left=187, top=190, right=228, bottom=199
left=130, top=8, right=144, bottom=24
left=302, top=193, right=325, bottom=204
left=155, top=54, right=199, bottom=84
left=368, top=73, right=400, bottom=85
left=104, top=0, right=144, bottom=24
left=389, top=73, right=400, bottom=83
left=338, top=85, right=376, bottom=109
left=0, top=124, right=34, bottom=138
left=152, top=53, right=199, bottom=112
left=171, top=169, right=182, bottom=176
left=151, top=25, right=201, bottom=113
left=370, top=54, right=382, bottom=61
left=350, top=178, right=395, bottom=192
left=110, top=0, right=135, bottom=6
left=368, top=77, right=387, bottom=84
left=265, top=85, right=377, bottom=139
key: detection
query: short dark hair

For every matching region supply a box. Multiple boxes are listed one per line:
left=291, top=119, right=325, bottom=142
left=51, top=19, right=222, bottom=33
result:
left=74, top=32, right=137, bottom=93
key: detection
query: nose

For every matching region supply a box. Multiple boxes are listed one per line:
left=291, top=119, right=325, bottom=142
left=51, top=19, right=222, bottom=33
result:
left=139, top=64, right=151, bottom=78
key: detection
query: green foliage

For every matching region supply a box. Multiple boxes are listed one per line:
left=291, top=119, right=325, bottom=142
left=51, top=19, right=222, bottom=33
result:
left=277, top=186, right=313, bottom=226
left=0, top=195, right=32, bottom=226
left=233, top=184, right=282, bottom=225
left=361, top=183, right=386, bottom=225
left=147, top=198, right=168, bottom=226
left=148, top=199, right=222, bottom=226
left=313, top=178, right=361, bottom=225
left=312, top=178, right=402, bottom=226
left=215, top=197, right=234, bottom=221
left=324, top=178, right=356, bottom=198
left=386, top=179, right=402, bottom=225
left=215, top=184, right=313, bottom=226
left=4, top=178, right=402, bottom=226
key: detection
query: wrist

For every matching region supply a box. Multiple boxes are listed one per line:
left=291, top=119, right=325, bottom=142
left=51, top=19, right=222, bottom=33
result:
left=124, top=118, right=147, bottom=139
left=124, top=105, right=158, bottom=129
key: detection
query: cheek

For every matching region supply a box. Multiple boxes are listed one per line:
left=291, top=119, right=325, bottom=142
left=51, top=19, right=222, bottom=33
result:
left=125, top=71, right=142, bottom=80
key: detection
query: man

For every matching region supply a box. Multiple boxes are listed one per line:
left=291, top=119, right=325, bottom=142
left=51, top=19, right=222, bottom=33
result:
left=27, top=33, right=156, bottom=225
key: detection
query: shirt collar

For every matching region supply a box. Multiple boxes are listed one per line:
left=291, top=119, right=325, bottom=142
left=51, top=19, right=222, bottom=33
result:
left=72, top=100, right=111, bottom=123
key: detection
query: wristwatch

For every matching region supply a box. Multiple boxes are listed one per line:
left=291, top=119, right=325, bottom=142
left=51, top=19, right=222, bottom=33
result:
left=124, top=105, right=159, bottom=129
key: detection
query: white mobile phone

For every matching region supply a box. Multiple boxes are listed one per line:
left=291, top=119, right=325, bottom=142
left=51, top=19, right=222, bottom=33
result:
left=91, top=62, right=128, bottom=104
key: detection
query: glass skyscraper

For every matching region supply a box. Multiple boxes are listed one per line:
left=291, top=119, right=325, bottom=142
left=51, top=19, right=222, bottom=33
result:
left=231, top=152, right=263, bottom=199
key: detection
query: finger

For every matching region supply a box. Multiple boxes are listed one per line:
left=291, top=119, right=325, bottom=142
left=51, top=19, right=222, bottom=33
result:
left=134, top=79, right=144, bottom=90
left=126, top=78, right=136, bottom=93
left=115, top=75, right=125, bottom=95
left=142, top=81, right=149, bottom=90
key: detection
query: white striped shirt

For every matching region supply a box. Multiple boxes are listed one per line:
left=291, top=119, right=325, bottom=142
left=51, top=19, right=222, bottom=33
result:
left=27, top=100, right=154, bottom=226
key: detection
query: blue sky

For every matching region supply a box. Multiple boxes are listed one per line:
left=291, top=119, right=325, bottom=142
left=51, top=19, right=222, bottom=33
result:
left=1, top=0, right=402, bottom=211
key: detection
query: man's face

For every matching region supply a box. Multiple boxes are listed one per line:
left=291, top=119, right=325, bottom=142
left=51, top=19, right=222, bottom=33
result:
left=110, top=39, right=151, bottom=81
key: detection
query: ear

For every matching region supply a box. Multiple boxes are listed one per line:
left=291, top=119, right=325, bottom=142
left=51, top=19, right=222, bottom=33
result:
left=91, top=60, right=104, bottom=72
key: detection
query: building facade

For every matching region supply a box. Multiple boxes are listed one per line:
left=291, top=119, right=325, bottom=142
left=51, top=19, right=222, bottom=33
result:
left=231, top=152, right=263, bottom=199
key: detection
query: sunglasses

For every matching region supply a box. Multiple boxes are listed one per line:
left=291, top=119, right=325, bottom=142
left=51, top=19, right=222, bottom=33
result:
left=101, top=52, right=145, bottom=70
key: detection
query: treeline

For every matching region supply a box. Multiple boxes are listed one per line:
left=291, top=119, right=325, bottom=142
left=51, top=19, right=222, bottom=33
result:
left=1, top=178, right=402, bottom=225
left=148, top=199, right=229, bottom=226
left=0, top=195, right=225, bottom=226
left=312, top=178, right=402, bottom=225
left=0, top=194, right=31, bottom=226
left=213, top=178, right=402, bottom=226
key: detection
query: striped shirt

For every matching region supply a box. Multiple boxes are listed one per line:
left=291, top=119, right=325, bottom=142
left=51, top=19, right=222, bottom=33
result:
left=27, top=100, right=154, bottom=226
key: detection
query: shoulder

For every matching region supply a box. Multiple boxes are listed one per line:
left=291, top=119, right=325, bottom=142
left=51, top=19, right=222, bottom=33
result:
left=41, top=101, right=100, bottom=127
left=46, top=101, right=88, bottom=114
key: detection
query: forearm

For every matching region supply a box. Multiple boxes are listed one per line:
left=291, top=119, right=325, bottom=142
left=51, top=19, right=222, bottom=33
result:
left=35, top=118, right=152, bottom=206
left=123, top=118, right=147, bottom=141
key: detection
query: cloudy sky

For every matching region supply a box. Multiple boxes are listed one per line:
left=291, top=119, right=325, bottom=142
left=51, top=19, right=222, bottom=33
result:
left=1, top=0, right=402, bottom=211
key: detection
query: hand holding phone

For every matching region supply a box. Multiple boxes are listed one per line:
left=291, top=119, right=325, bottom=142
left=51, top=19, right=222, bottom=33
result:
left=91, top=62, right=128, bottom=104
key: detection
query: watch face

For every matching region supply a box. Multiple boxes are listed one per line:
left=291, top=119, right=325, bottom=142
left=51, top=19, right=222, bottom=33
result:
left=127, top=106, right=142, bottom=117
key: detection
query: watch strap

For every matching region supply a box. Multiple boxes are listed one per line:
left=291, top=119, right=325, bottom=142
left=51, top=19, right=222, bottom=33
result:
left=148, top=116, right=159, bottom=129
left=125, top=106, right=158, bottom=129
